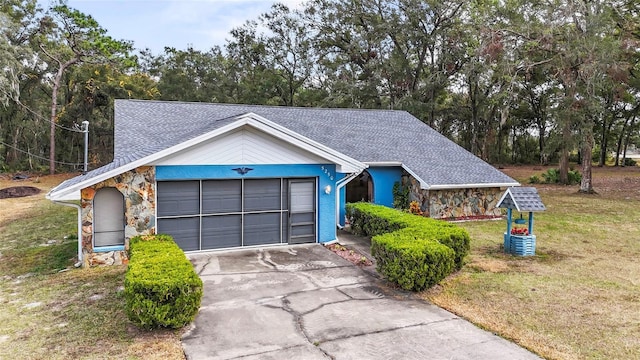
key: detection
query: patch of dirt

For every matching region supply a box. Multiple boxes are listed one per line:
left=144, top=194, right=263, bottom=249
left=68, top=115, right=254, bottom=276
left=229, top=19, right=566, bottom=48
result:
left=467, top=258, right=511, bottom=273
left=325, top=243, right=373, bottom=267
left=126, top=326, right=185, bottom=360
left=501, top=165, right=640, bottom=201
left=0, top=173, right=74, bottom=226
left=0, top=186, right=41, bottom=199
left=534, top=249, right=572, bottom=263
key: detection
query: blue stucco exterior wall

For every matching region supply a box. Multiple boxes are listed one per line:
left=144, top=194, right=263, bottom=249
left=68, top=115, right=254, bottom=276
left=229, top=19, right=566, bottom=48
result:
left=367, top=167, right=403, bottom=208
left=338, top=166, right=403, bottom=227
left=156, top=164, right=338, bottom=243
left=339, top=184, right=347, bottom=227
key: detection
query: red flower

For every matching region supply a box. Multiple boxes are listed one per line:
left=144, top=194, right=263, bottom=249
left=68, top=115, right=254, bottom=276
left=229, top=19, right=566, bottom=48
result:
left=511, top=227, right=529, bottom=236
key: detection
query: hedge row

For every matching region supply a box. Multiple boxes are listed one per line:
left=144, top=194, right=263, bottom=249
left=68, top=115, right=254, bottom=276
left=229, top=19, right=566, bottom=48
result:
left=346, top=202, right=470, bottom=291
left=124, top=234, right=203, bottom=329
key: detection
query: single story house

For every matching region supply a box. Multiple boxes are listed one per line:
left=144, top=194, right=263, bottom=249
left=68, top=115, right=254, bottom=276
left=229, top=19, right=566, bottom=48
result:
left=47, top=99, right=519, bottom=266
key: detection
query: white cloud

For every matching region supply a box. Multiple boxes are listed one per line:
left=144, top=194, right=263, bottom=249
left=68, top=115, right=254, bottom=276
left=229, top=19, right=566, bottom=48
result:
left=47, top=0, right=307, bottom=52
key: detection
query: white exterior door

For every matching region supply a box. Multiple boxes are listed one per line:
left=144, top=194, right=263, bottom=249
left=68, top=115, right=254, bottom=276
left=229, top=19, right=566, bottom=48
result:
left=288, top=179, right=316, bottom=244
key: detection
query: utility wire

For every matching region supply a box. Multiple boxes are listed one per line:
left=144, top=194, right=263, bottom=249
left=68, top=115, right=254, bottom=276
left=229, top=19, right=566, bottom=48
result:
left=0, top=141, right=84, bottom=166
left=0, top=88, right=85, bottom=133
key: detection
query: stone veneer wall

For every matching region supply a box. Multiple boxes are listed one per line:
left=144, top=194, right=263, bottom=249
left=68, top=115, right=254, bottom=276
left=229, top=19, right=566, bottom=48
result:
left=401, top=172, right=503, bottom=219
left=80, top=166, right=156, bottom=266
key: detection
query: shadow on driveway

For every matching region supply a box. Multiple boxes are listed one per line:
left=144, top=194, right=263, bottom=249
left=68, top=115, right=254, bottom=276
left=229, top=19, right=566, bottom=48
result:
left=183, top=244, right=540, bottom=360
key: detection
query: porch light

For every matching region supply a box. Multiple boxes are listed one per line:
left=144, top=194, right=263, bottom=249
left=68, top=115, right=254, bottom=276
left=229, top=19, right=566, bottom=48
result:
left=324, top=185, right=332, bottom=194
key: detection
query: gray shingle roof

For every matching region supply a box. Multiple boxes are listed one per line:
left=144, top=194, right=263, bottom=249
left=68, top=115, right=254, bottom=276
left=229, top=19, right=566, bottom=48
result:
left=51, top=99, right=518, bottom=196
left=48, top=148, right=157, bottom=195
left=497, top=187, right=546, bottom=212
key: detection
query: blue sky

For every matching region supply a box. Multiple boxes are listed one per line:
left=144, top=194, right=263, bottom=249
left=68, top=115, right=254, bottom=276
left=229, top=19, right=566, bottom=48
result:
left=38, top=0, right=304, bottom=54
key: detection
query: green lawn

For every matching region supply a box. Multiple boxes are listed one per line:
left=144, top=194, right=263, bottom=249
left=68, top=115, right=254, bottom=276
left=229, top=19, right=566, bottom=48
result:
left=0, top=178, right=184, bottom=360
left=2, top=168, right=639, bottom=359
left=424, top=168, right=640, bottom=360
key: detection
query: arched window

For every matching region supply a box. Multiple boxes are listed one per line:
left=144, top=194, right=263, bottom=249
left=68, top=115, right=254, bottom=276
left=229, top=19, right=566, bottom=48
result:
left=93, top=187, right=125, bottom=248
left=346, top=170, right=373, bottom=203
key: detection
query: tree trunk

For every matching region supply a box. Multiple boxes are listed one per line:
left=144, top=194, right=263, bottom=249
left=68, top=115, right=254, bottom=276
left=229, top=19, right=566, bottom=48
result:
left=48, top=59, right=77, bottom=174
left=49, top=68, right=63, bottom=174
left=538, top=116, right=547, bottom=165
left=598, top=114, right=608, bottom=167
left=10, top=126, right=21, bottom=166
left=599, top=116, right=615, bottom=167
left=511, top=126, right=517, bottom=163
left=614, top=115, right=630, bottom=166
left=559, top=120, right=570, bottom=184
left=622, top=116, right=636, bottom=166
left=579, top=127, right=594, bottom=193
left=470, top=77, right=479, bottom=155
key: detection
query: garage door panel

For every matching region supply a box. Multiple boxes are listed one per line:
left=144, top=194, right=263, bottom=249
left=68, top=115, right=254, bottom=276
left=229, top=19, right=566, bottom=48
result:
left=157, top=181, right=200, bottom=216
left=281, top=214, right=288, bottom=244
left=290, top=235, right=315, bottom=244
left=290, top=212, right=314, bottom=224
left=244, top=213, right=280, bottom=246
left=157, top=177, right=315, bottom=252
left=202, top=215, right=242, bottom=249
left=244, top=179, right=281, bottom=211
left=291, top=224, right=314, bottom=237
left=158, top=217, right=200, bottom=251
left=202, top=180, right=241, bottom=214
left=282, top=182, right=289, bottom=210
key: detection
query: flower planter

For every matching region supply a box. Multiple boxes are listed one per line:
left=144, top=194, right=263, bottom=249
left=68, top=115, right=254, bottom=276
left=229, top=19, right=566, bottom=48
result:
left=498, top=188, right=545, bottom=257
left=507, top=234, right=536, bottom=256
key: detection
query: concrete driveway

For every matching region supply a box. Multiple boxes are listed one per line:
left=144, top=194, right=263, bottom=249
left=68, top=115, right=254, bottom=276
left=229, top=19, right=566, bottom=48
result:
left=183, top=244, right=540, bottom=360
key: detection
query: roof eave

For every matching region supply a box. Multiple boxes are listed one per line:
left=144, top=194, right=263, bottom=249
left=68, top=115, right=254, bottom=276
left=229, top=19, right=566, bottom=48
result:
left=401, top=164, right=430, bottom=189
left=402, top=165, right=519, bottom=191
left=47, top=190, right=81, bottom=201
left=364, top=161, right=403, bottom=167
left=46, top=156, right=152, bottom=201
left=47, top=112, right=367, bottom=199
left=496, top=187, right=514, bottom=209
left=496, top=186, right=546, bottom=212
left=428, top=182, right=521, bottom=190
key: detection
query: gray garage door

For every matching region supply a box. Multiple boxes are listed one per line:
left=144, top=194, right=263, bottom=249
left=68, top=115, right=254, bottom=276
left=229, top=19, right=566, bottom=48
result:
left=157, top=178, right=316, bottom=251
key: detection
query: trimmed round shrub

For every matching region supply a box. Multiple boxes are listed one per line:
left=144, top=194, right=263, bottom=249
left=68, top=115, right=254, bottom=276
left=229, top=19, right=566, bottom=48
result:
left=372, top=232, right=455, bottom=291
left=124, top=234, right=203, bottom=329
left=346, top=202, right=404, bottom=236
left=347, top=202, right=470, bottom=290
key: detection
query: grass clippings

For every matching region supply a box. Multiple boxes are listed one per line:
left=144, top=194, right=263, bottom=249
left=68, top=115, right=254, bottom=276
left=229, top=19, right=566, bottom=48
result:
left=423, top=166, right=640, bottom=360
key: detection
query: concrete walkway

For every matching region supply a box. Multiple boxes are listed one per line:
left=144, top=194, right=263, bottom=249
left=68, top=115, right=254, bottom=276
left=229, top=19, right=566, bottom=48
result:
left=183, top=234, right=541, bottom=360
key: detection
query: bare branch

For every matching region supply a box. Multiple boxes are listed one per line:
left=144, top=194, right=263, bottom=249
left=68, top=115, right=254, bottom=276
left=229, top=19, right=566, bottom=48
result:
left=38, top=43, right=62, bottom=66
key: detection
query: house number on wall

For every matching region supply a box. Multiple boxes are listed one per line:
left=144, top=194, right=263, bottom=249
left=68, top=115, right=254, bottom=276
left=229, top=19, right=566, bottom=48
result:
left=320, top=166, right=334, bottom=181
